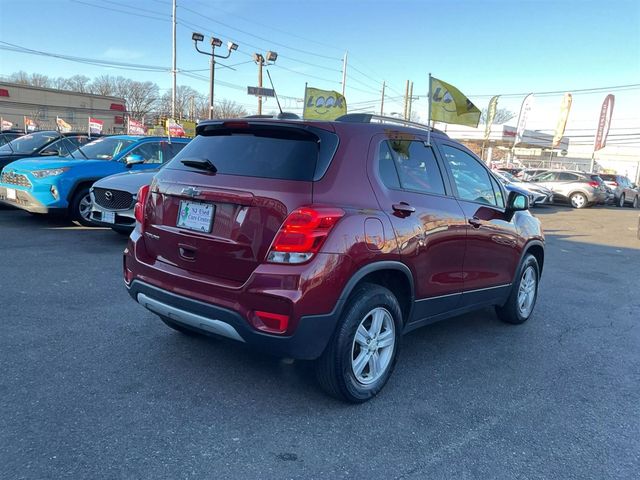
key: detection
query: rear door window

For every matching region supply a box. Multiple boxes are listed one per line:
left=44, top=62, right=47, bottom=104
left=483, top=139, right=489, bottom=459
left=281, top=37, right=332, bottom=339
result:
left=441, top=145, right=497, bottom=206
left=169, top=124, right=338, bottom=181
left=558, top=172, right=579, bottom=181
left=378, top=140, right=445, bottom=195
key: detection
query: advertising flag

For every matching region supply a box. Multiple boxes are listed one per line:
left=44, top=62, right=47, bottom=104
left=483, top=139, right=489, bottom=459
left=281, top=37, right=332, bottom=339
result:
left=56, top=116, right=72, bottom=133
left=484, top=95, right=499, bottom=140
left=128, top=118, right=145, bottom=135
left=1, top=118, right=13, bottom=130
left=24, top=116, right=37, bottom=133
left=514, top=93, right=534, bottom=146
left=593, top=94, right=615, bottom=151
left=429, top=77, right=481, bottom=127
left=88, top=117, right=103, bottom=135
left=552, top=93, right=572, bottom=148
left=303, top=87, right=347, bottom=120
left=166, top=119, right=185, bottom=137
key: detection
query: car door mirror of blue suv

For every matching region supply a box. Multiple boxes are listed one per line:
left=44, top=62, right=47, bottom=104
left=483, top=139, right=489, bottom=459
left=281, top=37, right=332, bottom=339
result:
left=125, top=154, right=145, bottom=168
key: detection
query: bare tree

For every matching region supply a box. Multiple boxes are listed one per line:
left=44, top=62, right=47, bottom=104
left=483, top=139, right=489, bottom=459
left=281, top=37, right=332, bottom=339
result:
left=121, top=79, right=160, bottom=120
left=90, top=75, right=117, bottom=96
left=66, top=75, right=91, bottom=93
left=8, top=71, right=30, bottom=84
left=8, top=71, right=50, bottom=87
left=480, top=107, right=516, bottom=125
left=51, top=77, right=71, bottom=90
left=157, top=85, right=204, bottom=120
left=213, top=99, right=247, bottom=119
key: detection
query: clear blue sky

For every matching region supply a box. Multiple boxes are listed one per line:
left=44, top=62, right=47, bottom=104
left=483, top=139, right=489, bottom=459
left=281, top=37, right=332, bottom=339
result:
left=1, top=0, right=639, bottom=135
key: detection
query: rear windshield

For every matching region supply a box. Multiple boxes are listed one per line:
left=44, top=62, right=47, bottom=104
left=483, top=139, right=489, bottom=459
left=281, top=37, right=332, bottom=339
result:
left=167, top=124, right=338, bottom=181
left=598, top=174, right=616, bottom=181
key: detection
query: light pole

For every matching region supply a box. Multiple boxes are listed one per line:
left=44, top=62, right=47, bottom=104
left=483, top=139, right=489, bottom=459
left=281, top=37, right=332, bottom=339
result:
left=253, top=51, right=277, bottom=115
left=192, top=32, right=238, bottom=120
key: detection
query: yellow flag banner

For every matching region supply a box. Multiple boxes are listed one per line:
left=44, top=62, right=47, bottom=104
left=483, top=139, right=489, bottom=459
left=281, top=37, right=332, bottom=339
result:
left=552, top=93, right=572, bottom=148
left=430, top=77, right=481, bottom=127
left=303, top=87, right=347, bottom=120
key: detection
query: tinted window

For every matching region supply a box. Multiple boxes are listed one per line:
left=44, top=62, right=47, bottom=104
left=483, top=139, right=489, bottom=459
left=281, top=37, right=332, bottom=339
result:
left=170, top=126, right=330, bottom=181
left=45, top=138, right=76, bottom=156
left=384, top=140, right=445, bottom=195
left=0, top=131, right=60, bottom=154
left=128, top=142, right=163, bottom=164
left=533, top=172, right=557, bottom=182
left=378, top=142, right=401, bottom=189
left=558, top=172, right=579, bottom=181
left=442, top=145, right=496, bottom=205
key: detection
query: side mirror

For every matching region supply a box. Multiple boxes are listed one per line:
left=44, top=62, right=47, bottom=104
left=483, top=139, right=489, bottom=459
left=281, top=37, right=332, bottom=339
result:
left=507, top=191, right=529, bottom=211
left=125, top=154, right=144, bottom=168
left=41, top=148, right=60, bottom=156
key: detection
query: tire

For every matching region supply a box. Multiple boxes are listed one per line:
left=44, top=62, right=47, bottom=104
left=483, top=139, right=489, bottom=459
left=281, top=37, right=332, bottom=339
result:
left=633, top=196, right=639, bottom=209
left=495, top=254, right=540, bottom=325
left=569, top=192, right=588, bottom=209
left=618, top=194, right=625, bottom=208
left=159, top=315, right=201, bottom=336
left=315, top=283, right=402, bottom=403
left=69, top=187, right=95, bottom=226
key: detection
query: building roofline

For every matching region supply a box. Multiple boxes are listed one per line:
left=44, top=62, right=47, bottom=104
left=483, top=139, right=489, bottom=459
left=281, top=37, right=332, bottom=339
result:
left=0, top=81, right=124, bottom=102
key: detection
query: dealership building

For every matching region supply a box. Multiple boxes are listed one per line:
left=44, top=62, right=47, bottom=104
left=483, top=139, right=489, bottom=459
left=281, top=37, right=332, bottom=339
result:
left=0, top=81, right=126, bottom=133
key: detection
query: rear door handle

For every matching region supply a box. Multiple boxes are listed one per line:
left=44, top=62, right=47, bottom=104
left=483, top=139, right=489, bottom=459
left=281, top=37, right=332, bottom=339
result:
left=178, top=244, right=197, bottom=260
left=392, top=202, right=416, bottom=216
left=468, top=217, right=482, bottom=228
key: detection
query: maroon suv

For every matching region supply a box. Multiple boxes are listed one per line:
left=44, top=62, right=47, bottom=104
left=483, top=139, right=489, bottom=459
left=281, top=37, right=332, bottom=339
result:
left=124, top=114, right=544, bottom=403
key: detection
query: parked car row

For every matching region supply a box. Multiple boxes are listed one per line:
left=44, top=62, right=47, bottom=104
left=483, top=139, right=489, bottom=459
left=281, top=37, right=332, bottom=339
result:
left=0, top=134, right=189, bottom=225
left=496, top=166, right=639, bottom=209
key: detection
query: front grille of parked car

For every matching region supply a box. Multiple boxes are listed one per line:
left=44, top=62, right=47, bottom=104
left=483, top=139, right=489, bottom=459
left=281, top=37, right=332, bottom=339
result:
left=93, top=188, right=134, bottom=210
left=1, top=172, right=32, bottom=188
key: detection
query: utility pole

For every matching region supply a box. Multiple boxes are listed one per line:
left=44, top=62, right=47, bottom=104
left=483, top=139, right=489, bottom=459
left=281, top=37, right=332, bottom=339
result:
left=407, top=81, right=414, bottom=120
left=171, top=0, right=177, bottom=119
left=403, top=80, right=410, bottom=120
left=380, top=81, right=385, bottom=116
left=341, top=51, right=348, bottom=97
left=256, top=54, right=264, bottom=115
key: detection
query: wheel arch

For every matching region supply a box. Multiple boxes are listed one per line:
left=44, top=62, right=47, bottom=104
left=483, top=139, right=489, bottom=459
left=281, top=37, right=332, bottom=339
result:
left=522, top=240, right=545, bottom=276
left=336, top=261, right=415, bottom=325
left=66, top=178, right=100, bottom=202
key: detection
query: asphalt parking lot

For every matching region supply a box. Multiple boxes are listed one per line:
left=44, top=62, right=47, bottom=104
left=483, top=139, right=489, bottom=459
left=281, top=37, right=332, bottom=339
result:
left=1, top=205, right=639, bottom=479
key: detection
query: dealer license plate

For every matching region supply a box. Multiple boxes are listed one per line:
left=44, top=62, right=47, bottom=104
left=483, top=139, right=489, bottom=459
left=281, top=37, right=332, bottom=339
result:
left=177, top=200, right=214, bottom=233
left=102, top=211, right=115, bottom=224
left=7, top=188, right=16, bottom=200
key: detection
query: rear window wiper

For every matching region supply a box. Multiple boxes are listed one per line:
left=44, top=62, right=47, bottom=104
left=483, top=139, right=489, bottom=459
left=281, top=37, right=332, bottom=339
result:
left=181, top=158, right=217, bottom=173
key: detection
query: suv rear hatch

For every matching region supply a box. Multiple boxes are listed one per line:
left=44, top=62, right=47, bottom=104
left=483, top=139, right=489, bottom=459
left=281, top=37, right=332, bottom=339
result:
left=142, top=121, right=338, bottom=285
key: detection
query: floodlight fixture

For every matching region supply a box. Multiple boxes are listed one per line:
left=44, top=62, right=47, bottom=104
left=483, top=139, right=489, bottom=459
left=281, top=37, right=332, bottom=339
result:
left=192, top=32, right=204, bottom=42
left=266, top=51, right=278, bottom=63
left=211, top=37, right=223, bottom=48
left=228, top=41, right=238, bottom=51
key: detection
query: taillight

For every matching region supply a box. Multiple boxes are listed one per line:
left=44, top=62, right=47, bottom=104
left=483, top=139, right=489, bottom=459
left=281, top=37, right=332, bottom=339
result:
left=252, top=310, right=289, bottom=334
left=267, top=206, right=345, bottom=264
left=611, top=181, right=618, bottom=186
left=588, top=181, right=599, bottom=188
left=134, top=184, right=150, bottom=232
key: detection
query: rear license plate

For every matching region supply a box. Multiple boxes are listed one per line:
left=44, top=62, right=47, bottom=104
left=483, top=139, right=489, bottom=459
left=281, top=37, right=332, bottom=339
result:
left=177, top=200, right=214, bottom=233
left=102, top=211, right=115, bottom=224
left=7, top=188, right=16, bottom=200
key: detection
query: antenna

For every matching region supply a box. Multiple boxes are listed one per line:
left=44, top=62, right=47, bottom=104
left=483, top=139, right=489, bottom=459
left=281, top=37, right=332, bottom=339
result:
left=265, top=69, right=283, bottom=116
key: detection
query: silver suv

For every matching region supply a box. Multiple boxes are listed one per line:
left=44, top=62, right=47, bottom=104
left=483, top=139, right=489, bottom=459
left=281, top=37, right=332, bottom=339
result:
left=528, top=170, right=607, bottom=208
left=598, top=174, right=639, bottom=208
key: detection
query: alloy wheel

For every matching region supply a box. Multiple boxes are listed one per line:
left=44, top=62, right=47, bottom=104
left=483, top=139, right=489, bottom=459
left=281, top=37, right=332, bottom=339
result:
left=517, top=265, right=537, bottom=317
left=351, top=307, right=396, bottom=385
left=78, top=194, right=93, bottom=221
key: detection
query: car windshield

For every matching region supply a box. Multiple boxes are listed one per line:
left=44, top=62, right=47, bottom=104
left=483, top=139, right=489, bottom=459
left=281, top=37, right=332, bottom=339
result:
left=498, top=171, right=518, bottom=182
left=67, top=137, right=135, bottom=160
left=0, top=131, right=60, bottom=154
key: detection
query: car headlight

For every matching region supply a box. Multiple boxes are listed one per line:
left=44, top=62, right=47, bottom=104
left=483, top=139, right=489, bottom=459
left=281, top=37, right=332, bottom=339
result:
left=31, top=168, right=70, bottom=178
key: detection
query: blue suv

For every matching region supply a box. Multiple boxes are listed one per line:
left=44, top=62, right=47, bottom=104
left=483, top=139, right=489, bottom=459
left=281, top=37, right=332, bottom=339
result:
left=0, top=135, right=189, bottom=225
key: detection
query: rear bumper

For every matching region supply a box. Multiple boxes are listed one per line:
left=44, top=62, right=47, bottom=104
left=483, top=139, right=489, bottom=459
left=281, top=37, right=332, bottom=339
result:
left=127, top=279, right=340, bottom=360
left=123, top=231, right=353, bottom=360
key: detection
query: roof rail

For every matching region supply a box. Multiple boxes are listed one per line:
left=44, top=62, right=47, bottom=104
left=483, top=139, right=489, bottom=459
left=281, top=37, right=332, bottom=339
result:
left=335, top=113, right=446, bottom=135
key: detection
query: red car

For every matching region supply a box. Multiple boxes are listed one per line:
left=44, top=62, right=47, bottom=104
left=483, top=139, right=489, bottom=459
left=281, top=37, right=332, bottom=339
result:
left=124, top=114, right=544, bottom=402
